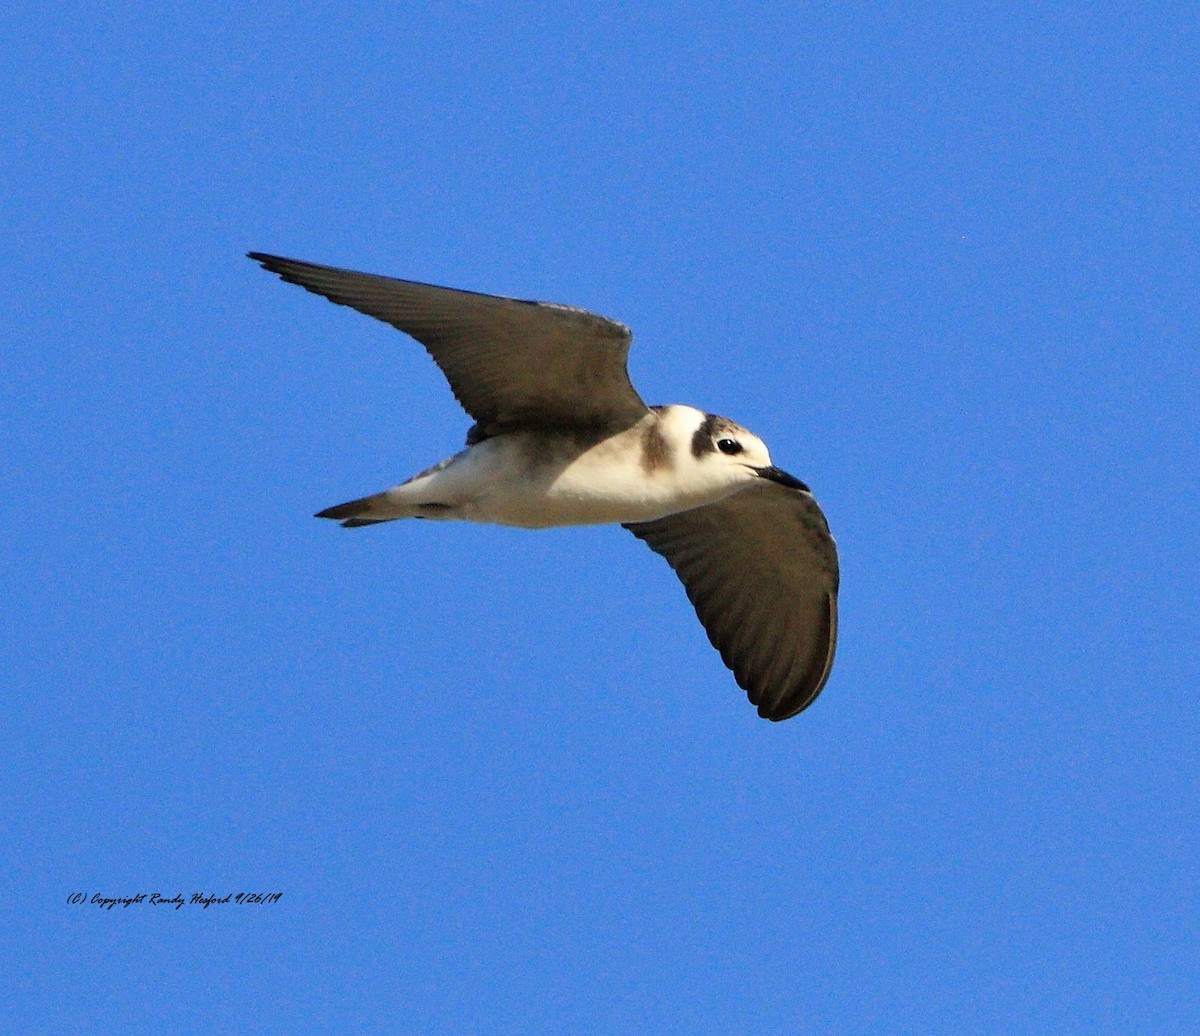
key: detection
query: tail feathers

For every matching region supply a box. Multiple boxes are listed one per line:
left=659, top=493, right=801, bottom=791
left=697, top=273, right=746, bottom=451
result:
left=316, top=490, right=453, bottom=527
left=316, top=492, right=401, bottom=528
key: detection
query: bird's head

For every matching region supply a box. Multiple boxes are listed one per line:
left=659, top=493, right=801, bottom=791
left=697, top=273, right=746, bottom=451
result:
left=651, top=407, right=807, bottom=497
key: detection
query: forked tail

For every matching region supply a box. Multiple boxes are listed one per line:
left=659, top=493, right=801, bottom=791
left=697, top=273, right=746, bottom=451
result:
left=316, top=489, right=452, bottom=527
left=315, top=492, right=398, bottom=527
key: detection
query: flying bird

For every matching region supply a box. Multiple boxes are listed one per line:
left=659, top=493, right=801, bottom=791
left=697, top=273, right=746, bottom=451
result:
left=249, top=253, right=838, bottom=720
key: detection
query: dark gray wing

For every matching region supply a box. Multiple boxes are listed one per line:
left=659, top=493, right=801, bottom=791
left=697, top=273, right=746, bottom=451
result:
left=625, top=477, right=838, bottom=721
left=249, top=253, right=649, bottom=435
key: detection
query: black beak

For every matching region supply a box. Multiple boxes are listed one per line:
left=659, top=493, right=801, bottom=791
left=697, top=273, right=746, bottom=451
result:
left=754, top=465, right=810, bottom=492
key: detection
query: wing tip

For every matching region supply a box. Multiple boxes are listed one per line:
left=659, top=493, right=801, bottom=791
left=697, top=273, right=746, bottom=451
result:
left=757, top=686, right=821, bottom=722
left=752, top=590, right=838, bottom=722
left=247, top=251, right=298, bottom=277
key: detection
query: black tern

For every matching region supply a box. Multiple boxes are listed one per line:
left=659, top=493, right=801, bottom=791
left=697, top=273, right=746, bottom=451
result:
left=250, top=253, right=838, bottom=720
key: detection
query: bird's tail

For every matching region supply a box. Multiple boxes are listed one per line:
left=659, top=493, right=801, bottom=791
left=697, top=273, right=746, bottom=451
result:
left=316, top=489, right=453, bottom=527
left=316, top=492, right=397, bottom=527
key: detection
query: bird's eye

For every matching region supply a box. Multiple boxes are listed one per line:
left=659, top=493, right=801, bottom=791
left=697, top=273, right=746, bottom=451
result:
left=717, top=438, right=743, bottom=456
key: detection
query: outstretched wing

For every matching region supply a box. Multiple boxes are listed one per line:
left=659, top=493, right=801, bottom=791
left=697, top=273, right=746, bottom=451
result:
left=249, top=253, right=649, bottom=435
left=625, top=478, right=838, bottom=721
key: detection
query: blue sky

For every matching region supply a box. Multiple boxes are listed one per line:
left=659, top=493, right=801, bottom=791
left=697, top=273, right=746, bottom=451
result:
left=4, top=2, right=1197, bottom=1032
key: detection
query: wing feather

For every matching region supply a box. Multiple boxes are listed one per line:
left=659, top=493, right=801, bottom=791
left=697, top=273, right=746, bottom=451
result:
left=249, top=253, right=648, bottom=434
left=625, top=477, right=838, bottom=721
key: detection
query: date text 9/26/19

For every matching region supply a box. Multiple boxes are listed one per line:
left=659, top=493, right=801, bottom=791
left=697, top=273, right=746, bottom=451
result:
left=68, top=892, right=283, bottom=910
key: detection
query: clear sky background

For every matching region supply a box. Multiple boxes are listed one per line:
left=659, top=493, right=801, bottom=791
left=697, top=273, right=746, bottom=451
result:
left=4, top=2, right=1197, bottom=1032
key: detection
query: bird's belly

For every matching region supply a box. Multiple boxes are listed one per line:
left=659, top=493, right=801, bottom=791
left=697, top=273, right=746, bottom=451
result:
left=475, top=493, right=659, bottom=529
left=468, top=464, right=726, bottom=529
left=442, top=429, right=741, bottom=529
